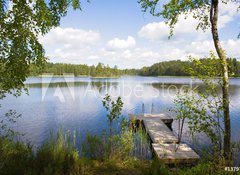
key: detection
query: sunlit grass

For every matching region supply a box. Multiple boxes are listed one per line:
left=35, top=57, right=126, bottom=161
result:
left=1, top=127, right=239, bottom=175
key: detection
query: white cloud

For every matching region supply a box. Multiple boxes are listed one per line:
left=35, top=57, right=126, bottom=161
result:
left=185, top=39, right=240, bottom=58
left=47, top=46, right=95, bottom=64
left=39, top=27, right=100, bottom=46
left=111, top=39, right=240, bottom=68
left=222, top=39, right=240, bottom=58
left=138, top=2, right=239, bottom=41
left=219, top=2, right=239, bottom=28
left=38, top=27, right=101, bottom=64
left=42, top=38, right=240, bottom=69
left=219, top=1, right=239, bottom=17
left=38, top=16, right=239, bottom=69
left=98, top=47, right=161, bottom=68
left=138, top=15, right=208, bottom=41
left=107, top=36, right=136, bottom=50
left=128, top=39, right=240, bottom=66
left=186, top=40, right=215, bottom=55
left=138, top=22, right=169, bottom=41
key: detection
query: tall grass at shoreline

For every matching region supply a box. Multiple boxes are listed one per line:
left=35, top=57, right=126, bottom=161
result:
left=1, top=127, right=240, bottom=175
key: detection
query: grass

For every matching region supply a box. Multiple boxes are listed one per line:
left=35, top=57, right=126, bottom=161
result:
left=1, top=128, right=240, bottom=175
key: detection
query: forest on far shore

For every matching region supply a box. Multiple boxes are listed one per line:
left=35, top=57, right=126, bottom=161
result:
left=29, top=58, right=240, bottom=77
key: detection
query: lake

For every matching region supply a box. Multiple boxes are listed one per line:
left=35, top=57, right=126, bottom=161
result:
left=1, top=76, right=240, bottom=155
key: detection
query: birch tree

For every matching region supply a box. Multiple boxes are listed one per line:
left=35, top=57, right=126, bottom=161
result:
left=138, top=0, right=239, bottom=160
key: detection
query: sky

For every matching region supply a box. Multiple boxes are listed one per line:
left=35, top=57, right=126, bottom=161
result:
left=39, top=0, right=240, bottom=69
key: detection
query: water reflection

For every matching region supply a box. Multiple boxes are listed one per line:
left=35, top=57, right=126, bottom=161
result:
left=1, top=76, right=239, bottom=152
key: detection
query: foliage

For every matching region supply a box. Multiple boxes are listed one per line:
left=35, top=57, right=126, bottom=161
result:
left=139, top=57, right=240, bottom=77
left=187, top=52, right=223, bottom=80
left=1, top=128, right=240, bottom=175
left=82, top=95, right=134, bottom=162
left=138, top=0, right=239, bottom=36
left=0, top=138, right=33, bottom=175
left=81, top=132, right=107, bottom=160
left=102, top=94, right=124, bottom=156
left=172, top=54, right=227, bottom=154
left=110, top=131, right=134, bottom=162
left=131, top=118, right=153, bottom=160
left=29, top=62, right=138, bottom=77
left=0, top=0, right=81, bottom=96
left=102, top=94, right=124, bottom=132
left=138, top=0, right=239, bottom=159
left=28, top=58, right=240, bottom=77
left=0, top=109, right=21, bottom=138
left=101, top=94, right=136, bottom=161
left=139, top=60, right=190, bottom=76
left=172, top=89, right=223, bottom=151
left=34, top=129, right=79, bottom=175
left=178, top=161, right=240, bottom=175
left=0, top=2, right=82, bottom=165
left=170, top=92, right=187, bottom=150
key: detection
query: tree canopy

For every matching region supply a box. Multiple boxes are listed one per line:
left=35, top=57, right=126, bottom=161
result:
left=139, top=0, right=239, bottom=160
left=28, top=58, right=240, bottom=77
left=0, top=0, right=81, bottom=95
left=139, top=0, right=239, bottom=36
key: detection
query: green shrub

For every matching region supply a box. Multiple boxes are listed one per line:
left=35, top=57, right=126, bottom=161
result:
left=34, top=130, right=79, bottom=175
left=178, top=162, right=240, bottom=175
left=0, top=137, right=33, bottom=175
left=81, top=133, right=107, bottom=160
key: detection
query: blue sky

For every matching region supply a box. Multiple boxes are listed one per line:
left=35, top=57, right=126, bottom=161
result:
left=39, top=0, right=240, bottom=69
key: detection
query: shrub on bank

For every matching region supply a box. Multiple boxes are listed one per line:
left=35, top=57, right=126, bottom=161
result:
left=1, top=131, right=240, bottom=175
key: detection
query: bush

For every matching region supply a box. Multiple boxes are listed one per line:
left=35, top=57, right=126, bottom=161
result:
left=34, top=130, right=79, bottom=175
left=0, top=137, right=33, bottom=175
left=178, top=162, right=240, bottom=175
left=81, top=133, right=107, bottom=160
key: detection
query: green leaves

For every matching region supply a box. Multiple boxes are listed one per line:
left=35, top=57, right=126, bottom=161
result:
left=138, top=0, right=214, bottom=37
left=0, top=109, right=22, bottom=139
left=102, top=94, right=124, bottom=157
left=172, top=53, right=225, bottom=152
left=72, top=0, right=82, bottom=10
left=0, top=0, right=82, bottom=96
left=102, top=94, right=124, bottom=125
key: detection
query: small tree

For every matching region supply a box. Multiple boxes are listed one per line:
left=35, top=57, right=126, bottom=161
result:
left=171, top=54, right=226, bottom=156
left=102, top=94, right=123, bottom=156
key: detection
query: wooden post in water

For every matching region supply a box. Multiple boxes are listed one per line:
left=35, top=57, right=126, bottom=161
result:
left=142, top=103, right=145, bottom=115
left=151, top=103, right=154, bottom=114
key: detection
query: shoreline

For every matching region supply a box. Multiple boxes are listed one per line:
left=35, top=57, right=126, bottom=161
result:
left=28, top=75, right=240, bottom=78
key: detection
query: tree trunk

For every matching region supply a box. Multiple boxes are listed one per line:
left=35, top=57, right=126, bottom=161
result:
left=210, top=0, right=231, bottom=160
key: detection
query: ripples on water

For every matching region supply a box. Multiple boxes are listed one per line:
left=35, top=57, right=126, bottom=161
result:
left=1, top=76, right=240, bottom=159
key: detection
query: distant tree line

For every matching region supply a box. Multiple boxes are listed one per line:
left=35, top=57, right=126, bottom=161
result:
left=138, top=58, right=240, bottom=77
left=138, top=60, right=190, bottom=76
left=29, top=62, right=138, bottom=77
left=29, top=58, right=240, bottom=77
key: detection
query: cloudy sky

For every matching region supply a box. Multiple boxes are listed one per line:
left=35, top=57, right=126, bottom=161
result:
left=39, top=0, right=240, bottom=69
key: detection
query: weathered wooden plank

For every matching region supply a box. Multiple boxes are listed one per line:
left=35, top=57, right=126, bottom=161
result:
left=128, top=113, right=173, bottom=124
left=144, top=114, right=173, bottom=124
left=143, top=118, right=178, bottom=143
left=152, top=143, right=200, bottom=164
left=128, top=113, right=200, bottom=164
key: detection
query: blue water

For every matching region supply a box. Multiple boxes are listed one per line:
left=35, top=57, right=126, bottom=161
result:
left=1, top=76, right=239, bottom=153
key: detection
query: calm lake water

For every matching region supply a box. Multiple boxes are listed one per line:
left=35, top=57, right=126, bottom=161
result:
left=1, top=76, right=240, bottom=155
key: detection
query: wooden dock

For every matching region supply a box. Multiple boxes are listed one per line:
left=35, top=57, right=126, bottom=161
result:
left=128, top=113, right=173, bottom=129
left=129, top=113, right=200, bottom=164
